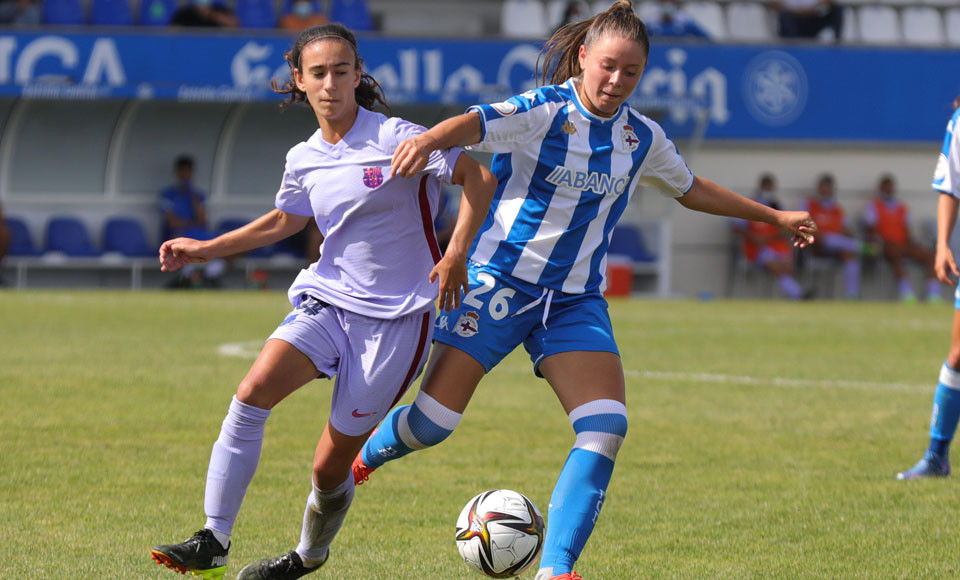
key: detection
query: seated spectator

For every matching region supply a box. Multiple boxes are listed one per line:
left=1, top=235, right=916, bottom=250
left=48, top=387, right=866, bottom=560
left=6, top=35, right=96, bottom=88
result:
left=278, top=0, right=327, bottom=30
left=800, top=173, right=867, bottom=299
left=0, top=202, right=9, bottom=286
left=170, top=0, right=238, bottom=27
left=0, top=0, right=40, bottom=25
left=645, top=0, right=709, bottom=39
left=555, top=0, right=589, bottom=30
left=159, top=155, right=225, bottom=288
left=733, top=174, right=808, bottom=300
left=863, top=173, right=940, bottom=303
left=772, top=0, right=843, bottom=41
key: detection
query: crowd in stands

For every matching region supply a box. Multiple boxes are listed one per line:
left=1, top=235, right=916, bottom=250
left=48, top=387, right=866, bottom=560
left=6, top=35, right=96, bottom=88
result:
left=0, top=0, right=957, bottom=46
left=735, top=172, right=944, bottom=303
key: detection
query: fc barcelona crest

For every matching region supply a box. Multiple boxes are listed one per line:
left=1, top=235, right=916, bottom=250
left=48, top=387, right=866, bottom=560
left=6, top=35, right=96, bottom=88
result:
left=363, top=167, right=384, bottom=188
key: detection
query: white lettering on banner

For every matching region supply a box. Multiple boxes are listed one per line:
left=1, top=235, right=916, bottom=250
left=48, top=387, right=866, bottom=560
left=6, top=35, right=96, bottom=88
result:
left=0, top=35, right=124, bottom=87
left=231, top=41, right=286, bottom=88
left=637, top=48, right=729, bottom=126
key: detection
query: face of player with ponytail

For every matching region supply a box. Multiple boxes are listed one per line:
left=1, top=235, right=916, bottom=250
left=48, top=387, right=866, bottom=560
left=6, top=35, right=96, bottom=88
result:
left=576, top=33, right=646, bottom=116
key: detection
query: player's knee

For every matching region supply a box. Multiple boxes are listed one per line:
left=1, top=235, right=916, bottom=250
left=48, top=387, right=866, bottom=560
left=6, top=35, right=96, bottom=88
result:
left=236, top=378, right=280, bottom=410
left=570, top=399, right=628, bottom=462
left=402, top=391, right=462, bottom=449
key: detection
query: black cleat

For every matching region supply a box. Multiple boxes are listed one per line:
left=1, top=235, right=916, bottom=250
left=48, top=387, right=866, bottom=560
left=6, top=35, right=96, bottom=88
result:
left=236, top=550, right=327, bottom=580
left=150, top=529, right=229, bottom=579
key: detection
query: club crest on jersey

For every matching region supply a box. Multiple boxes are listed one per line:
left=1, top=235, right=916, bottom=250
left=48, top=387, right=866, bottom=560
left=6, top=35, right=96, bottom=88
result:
left=561, top=120, right=577, bottom=135
left=491, top=101, right=518, bottom=116
left=454, top=311, right=480, bottom=338
left=363, top=167, right=383, bottom=188
left=621, top=125, right=640, bottom=152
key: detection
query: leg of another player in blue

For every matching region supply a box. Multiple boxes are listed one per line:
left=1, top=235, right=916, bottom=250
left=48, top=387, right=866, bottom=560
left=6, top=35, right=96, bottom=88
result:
left=360, top=391, right=462, bottom=469
left=898, top=361, right=959, bottom=479
left=535, top=400, right=627, bottom=580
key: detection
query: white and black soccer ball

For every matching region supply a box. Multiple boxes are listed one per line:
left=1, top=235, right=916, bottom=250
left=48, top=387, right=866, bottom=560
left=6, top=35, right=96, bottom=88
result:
left=455, top=489, right=545, bottom=578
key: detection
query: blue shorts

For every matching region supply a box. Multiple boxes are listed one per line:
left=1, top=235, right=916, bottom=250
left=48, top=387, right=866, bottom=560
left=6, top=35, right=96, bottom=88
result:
left=433, top=263, right=618, bottom=376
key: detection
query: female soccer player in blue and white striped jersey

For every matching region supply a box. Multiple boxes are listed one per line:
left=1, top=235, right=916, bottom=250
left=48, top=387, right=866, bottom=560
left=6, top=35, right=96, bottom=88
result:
left=149, top=24, right=497, bottom=580
left=898, top=93, right=960, bottom=480
left=353, top=3, right=818, bottom=579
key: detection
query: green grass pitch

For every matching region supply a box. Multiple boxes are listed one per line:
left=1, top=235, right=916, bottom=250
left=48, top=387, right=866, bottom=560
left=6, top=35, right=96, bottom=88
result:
left=1, top=291, right=958, bottom=579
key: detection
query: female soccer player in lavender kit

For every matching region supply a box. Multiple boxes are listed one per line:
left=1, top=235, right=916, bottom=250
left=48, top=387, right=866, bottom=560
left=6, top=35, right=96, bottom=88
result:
left=149, top=24, right=496, bottom=580
left=898, top=93, right=960, bottom=480
left=352, top=2, right=818, bottom=579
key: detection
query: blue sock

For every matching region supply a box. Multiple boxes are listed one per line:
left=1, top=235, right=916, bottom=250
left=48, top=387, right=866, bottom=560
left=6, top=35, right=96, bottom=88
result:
left=928, top=363, right=960, bottom=458
left=360, top=391, right=461, bottom=468
left=538, top=400, right=627, bottom=577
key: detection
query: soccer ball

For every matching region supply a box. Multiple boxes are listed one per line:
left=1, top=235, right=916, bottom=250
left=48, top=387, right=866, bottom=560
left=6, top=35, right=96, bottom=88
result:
left=455, top=489, right=545, bottom=578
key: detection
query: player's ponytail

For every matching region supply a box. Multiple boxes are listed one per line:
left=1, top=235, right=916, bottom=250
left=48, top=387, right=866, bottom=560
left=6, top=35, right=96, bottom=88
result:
left=273, top=23, right=389, bottom=112
left=537, top=0, right=649, bottom=87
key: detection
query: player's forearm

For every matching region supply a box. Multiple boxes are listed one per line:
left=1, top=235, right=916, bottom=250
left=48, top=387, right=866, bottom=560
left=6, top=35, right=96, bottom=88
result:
left=446, top=162, right=497, bottom=259
left=204, top=209, right=308, bottom=257
left=426, top=112, right=483, bottom=151
left=937, top=193, right=959, bottom=251
left=678, top=176, right=778, bottom=224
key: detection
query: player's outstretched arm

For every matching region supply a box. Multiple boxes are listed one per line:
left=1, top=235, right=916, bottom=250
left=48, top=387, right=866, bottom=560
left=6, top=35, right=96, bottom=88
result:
left=159, top=209, right=311, bottom=271
left=677, top=176, right=817, bottom=248
left=936, top=193, right=960, bottom=284
left=430, top=154, right=498, bottom=312
left=391, top=112, right=484, bottom=178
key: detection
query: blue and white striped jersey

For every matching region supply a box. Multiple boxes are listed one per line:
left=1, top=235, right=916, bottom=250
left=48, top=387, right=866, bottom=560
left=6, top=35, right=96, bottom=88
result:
left=934, top=107, right=960, bottom=197
left=466, top=78, right=694, bottom=294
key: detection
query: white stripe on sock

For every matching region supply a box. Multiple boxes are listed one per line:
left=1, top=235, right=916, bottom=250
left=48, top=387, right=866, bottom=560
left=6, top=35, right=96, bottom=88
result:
left=939, top=363, right=960, bottom=391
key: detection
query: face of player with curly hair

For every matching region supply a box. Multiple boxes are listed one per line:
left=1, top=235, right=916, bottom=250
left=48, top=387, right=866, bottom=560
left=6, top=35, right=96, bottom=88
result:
left=576, top=34, right=646, bottom=117
left=295, top=38, right=362, bottom=131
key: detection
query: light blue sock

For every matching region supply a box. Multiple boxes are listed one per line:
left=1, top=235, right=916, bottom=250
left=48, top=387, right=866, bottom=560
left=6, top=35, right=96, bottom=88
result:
left=360, top=391, right=461, bottom=468
left=928, top=362, right=960, bottom=457
left=537, top=400, right=627, bottom=577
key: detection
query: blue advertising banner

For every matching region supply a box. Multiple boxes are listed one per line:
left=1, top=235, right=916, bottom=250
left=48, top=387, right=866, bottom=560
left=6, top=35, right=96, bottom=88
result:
left=0, top=29, right=956, bottom=142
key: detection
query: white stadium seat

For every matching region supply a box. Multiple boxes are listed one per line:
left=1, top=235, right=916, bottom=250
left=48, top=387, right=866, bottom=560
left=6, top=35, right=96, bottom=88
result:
left=902, top=6, right=945, bottom=45
left=857, top=5, right=901, bottom=44
left=684, top=1, right=729, bottom=40
left=635, top=1, right=662, bottom=25
left=841, top=6, right=860, bottom=43
left=726, top=2, right=773, bottom=41
left=947, top=8, right=960, bottom=46
left=501, top=0, right=549, bottom=38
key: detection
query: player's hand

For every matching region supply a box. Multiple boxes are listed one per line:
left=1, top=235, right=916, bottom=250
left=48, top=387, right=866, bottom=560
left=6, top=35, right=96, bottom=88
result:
left=159, top=237, right=209, bottom=272
left=391, top=133, right=439, bottom=178
left=776, top=210, right=818, bottom=248
left=935, top=246, right=959, bottom=285
left=430, top=253, right=469, bottom=312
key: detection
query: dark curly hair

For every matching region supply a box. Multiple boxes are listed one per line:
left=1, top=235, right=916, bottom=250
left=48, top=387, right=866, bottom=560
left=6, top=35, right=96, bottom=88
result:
left=537, top=0, right=649, bottom=87
left=272, top=23, right=388, bottom=112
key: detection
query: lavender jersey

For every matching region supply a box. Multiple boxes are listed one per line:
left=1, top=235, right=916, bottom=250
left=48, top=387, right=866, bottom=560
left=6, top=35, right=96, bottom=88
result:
left=466, top=78, right=694, bottom=294
left=934, top=107, right=960, bottom=197
left=277, top=107, right=461, bottom=318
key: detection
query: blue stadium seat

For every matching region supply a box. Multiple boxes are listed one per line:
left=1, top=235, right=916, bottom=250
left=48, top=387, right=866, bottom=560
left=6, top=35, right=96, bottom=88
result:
left=45, top=217, right=100, bottom=257
left=217, top=218, right=274, bottom=257
left=329, top=0, right=372, bottom=31
left=89, top=0, right=133, bottom=25
left=139, top=0, right=176, bottom=25
left=43, top=0, right=85, bottom=25
left=5, top=217, right=43, bottom=257
left=103, top=217, right=155, bottom=257
left=236, top=0, right=277, bottom=28
left=608, top=225, right=656, bottom=263
left=282, top=0, right=322, bottom=14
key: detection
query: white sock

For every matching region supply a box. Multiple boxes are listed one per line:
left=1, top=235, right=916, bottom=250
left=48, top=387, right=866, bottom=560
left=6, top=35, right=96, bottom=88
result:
left=203, top=396, right=271, bottom=537
left=209, top=528, right=230, bottom=550
left=295, top=475, right=355, bottom=567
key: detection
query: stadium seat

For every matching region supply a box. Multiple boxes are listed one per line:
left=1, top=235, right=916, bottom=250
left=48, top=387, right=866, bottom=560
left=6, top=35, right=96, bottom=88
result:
left=857, top=5, right=901, bottom=44
left=45, top=217, right=100, bottom=257
left=89, top=0, right=133, bottom=26
left=43, top=0, right=85, bottom=25
left=103, top=217, right=155, bottom=257
left=608, top=225, right=657, bottom=263
left=217, top=218, right=274, bottom=257
left=139, top=0, right=177, bottom=25
left=236, top=0, right=277, bottom=28
left=282, top=0, right=322, bottom=13
left=726, top=2, right=773, bottom=41
left=901, top=6, right=945, bottom=45
left=329, top=0, right=373, bottom=31
left=5, top=217, right=43, bottom=257
left=683, top=1, right=728, bottom=40
left=501, top=0, right=549, bottom=38
left=947, top=8, right=960, bottom=46
left=635, top=1, right=662, bottom=25
left=840, top=6, right=860, bottom=42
